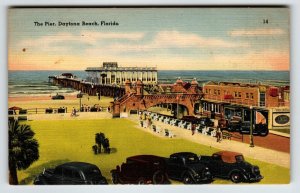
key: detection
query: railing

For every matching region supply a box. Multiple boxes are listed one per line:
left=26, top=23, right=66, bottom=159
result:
left=203, top=95, right=259, bottom=107
left=203, top=95, right=290, bottom=108
left=8, top=106, right=110, bottom=115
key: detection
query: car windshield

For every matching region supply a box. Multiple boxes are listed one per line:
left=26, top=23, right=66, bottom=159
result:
left=235, top=155, right=245, bottom=162
left=185, top=155, right=199, bottom=163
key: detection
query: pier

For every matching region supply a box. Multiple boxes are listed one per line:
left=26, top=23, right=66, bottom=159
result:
left=48, top=75, right=125, bottom=98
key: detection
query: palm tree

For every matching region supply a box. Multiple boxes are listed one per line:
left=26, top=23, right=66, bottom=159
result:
left=8, top=120, right=39, bottom=185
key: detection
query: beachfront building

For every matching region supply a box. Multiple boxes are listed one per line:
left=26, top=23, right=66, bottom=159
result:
left=85, top=62, right=158, bottom=86
left=200, top=81, right=290, bottom=130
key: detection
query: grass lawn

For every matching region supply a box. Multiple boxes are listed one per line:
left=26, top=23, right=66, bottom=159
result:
left=17, top=119, right=289, bottom=185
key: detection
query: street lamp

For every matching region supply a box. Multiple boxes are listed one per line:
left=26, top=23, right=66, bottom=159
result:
left=176, top=96, right=179, bottom=119
left=176, top=93, right=182, bottom=119
left=249, top=106, right=255, bottom=147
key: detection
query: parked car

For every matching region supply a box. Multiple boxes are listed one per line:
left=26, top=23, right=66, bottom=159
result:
left=226, top=120, right=242, bottom=132
left=164, top=152, right=212, bottom=184
left=52, top=94, right=65, bottom=100
left=181, top=116, right=201, bottom=124
left=240, top=121, right=269, bottom=136
left=33, top=162, right=108, bottom=185
left=111, top=155, right=170, bottom=184
left=199, top=117, right=214, bottom=127
left=199, top=151, right=263, bottom=183
left=219, top=119, right=268, bottom=137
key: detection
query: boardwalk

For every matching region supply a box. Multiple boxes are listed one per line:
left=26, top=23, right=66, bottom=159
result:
left=128, top=115, right=290, bottom=168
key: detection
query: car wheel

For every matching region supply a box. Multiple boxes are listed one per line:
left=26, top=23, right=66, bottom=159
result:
left=260, top=129, right=269, bottom=137
left=137, top=178, right=145, bottom=184
left=34, top=180, right=46, bottom=185
left=230, top=171, right=243, bottom=183
left=112, top=173, right=119, bottom=184
left=34, top=179, right=47, bottom=185
left=182, top=173, right=194, bottom=184
left=152, top=170, right=165, bottom=184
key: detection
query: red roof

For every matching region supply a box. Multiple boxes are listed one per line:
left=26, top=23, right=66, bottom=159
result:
left=213, top=151, right=243, bottom=163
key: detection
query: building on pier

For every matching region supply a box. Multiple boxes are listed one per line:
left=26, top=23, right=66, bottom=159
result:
left=85, top=62, right=158, bottom=86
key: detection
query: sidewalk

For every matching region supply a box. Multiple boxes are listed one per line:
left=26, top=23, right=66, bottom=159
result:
left=269, top=130, right=290, bottom=138
left=128, top=115, right=290, bottom=168
left=26, top=112, right=112, bottom=120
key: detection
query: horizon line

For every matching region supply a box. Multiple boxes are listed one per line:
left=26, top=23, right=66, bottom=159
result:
left=8, top=69, right=290, bottom=72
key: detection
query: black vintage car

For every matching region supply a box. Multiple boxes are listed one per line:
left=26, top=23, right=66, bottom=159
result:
left=240, top=121, right=269, bottom=136
left=199, top=117, right=214, bottom=127
left=219, top=118, right=269, bottom=137
left=111, top=155, right=170, bottom=184
left=165, top=152, right=212, bottom=184
left=33, top=162, right=108, bottom=185
left=199, top=151, right=263, bottom=183
left=52, top=94, right=65, bottom=100
left=182, top=116, right=214, bottom=127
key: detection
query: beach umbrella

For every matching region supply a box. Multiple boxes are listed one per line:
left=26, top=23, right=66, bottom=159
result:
left=8, top=106, right=22, bottom=110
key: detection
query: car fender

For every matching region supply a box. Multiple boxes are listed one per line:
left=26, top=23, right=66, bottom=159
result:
left=34, top=175, right=48, bottom=185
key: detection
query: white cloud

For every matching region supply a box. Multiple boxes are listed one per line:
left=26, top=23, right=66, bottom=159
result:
left=17, top=30, right=249, bottom=55
left=153, top=31, right=249, bottom=48
left=80, top=31, right=145, bottom=42
left=17, top=31, right=145, bottom=52
left=13, top=30, right=290, bottom=71
left=229, top=28, right=285, bottom=36
left=85, top=30, right=249, bottom=54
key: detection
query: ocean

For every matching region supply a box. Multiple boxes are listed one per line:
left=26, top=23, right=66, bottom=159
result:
left=8, top=70, right=290, bottom=97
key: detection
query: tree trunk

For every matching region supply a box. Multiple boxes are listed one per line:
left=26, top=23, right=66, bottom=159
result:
left=9, top=162, right=18, bottom=185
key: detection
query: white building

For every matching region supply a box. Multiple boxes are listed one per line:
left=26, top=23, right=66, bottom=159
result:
left=85, top=62, right=158, bottom=85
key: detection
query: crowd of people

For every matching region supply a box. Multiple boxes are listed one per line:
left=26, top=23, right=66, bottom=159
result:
left=139, top=111, right=152, bottom=128
left=140, top=111, right=224, bottom=143
left=80, top=104, right=109, bottom=112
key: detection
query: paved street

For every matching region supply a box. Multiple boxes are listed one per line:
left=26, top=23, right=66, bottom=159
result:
left=129, top=115, right=290, bottom=168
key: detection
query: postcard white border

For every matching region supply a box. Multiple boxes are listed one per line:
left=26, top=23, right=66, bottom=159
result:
left=1, top=1, right=299, bottom=193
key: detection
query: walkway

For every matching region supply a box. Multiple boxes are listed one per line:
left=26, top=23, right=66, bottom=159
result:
left=128, top=115, right=290, bottom=168
left=25, top=112, right=112, bottom=121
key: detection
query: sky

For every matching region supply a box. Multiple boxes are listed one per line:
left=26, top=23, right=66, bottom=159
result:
left=8, top=8, right=290, bottom=71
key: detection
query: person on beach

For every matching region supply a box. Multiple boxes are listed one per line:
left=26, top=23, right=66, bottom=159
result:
left=71, top=107, right=76, bottom=117
left=140, top=120, right=143, bottom=127
left=142, top=113, right=146, bottom=120
left=216, top=126, right=222, bottom=143
left=191, top=124, right=196, bottom=135
left=139, top=113, right=142, bottom=120
left=147, top=117, right=152, bottom=128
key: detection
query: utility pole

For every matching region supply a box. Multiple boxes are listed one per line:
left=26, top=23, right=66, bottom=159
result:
left=249, top=106, right=255, bottom=147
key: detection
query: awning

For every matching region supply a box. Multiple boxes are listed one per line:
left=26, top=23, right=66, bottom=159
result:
left=8, top=106, right=22, bottom=110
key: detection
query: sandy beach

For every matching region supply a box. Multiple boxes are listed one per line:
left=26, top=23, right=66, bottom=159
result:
left=8, top=95, right=114, bottom=111
left=9, top=95, right=77, bottom=102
